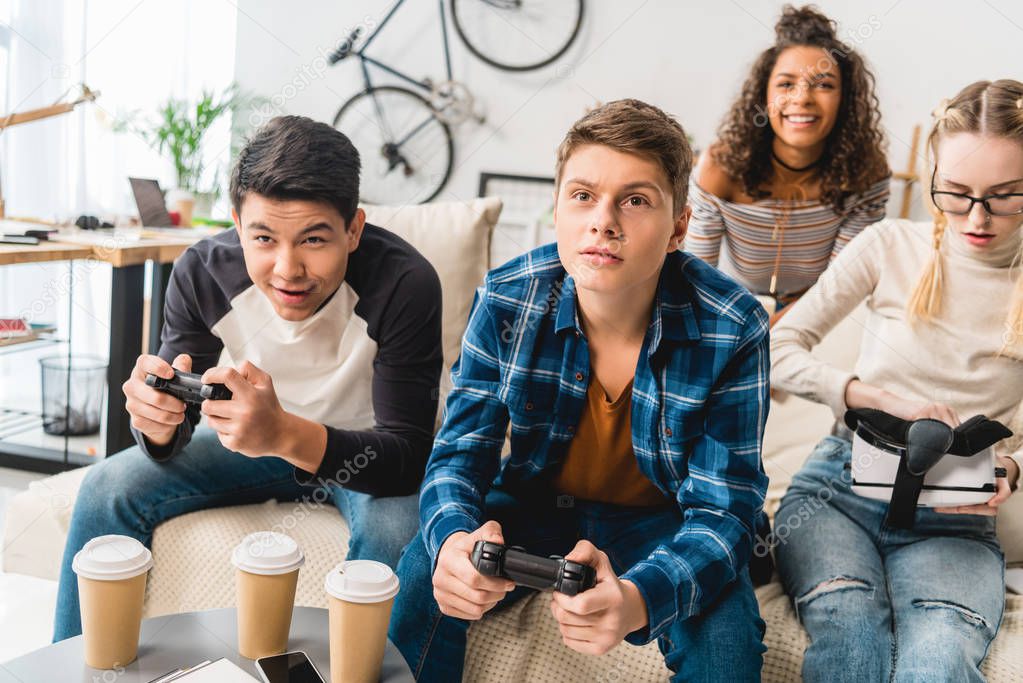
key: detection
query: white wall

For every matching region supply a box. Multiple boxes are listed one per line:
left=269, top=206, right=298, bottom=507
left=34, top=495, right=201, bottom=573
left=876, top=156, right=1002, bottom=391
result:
left=232, top=0, right=1023, bottom=257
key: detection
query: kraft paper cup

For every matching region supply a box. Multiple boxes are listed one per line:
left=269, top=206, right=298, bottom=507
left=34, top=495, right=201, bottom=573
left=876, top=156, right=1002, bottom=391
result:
left=324, top=560, right=400, bottom=683
left=232, top=531, right=305, bottom=659
left=73, top=535, right=153, bottom=669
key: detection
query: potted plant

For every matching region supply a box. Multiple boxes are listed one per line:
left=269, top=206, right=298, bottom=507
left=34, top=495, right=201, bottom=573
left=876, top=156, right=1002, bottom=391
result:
left=117, top=84, right=252, bottom=224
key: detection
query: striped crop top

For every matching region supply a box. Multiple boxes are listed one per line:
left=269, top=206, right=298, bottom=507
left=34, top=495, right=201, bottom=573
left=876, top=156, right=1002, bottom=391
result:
left=684, top=175, right=891, bottom=297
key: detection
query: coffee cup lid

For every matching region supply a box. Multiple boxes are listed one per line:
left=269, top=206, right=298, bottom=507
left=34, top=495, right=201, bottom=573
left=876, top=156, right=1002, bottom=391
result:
left=231, top=531, right=305, bottom=575
left=324, top=560, right=399, bottom=603
left=72, top=535, right=153, bottom=581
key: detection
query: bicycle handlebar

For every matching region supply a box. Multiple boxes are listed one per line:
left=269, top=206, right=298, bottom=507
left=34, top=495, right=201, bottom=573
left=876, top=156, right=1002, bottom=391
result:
left=327, top=26, right=364, bottom=65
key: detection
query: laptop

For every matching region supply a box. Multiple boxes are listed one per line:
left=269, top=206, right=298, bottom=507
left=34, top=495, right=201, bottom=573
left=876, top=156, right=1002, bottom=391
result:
left=129, top=177, right=174, bottom=227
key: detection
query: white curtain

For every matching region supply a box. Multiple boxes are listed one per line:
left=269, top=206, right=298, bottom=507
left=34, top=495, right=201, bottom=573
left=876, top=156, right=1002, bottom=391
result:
left=0, top=0, right=237, bottom=409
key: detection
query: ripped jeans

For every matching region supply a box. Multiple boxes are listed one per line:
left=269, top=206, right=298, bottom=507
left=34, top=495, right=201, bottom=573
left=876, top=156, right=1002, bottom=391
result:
left=776, top=436, right=1005, bottom=683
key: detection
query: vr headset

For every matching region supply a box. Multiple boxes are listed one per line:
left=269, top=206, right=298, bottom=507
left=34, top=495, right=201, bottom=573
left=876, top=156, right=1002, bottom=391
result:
left=845, top=408, right=1013, bottom=529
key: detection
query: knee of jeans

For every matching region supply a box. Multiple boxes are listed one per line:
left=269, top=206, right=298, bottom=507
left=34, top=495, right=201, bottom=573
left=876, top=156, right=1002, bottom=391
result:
left=795, top=575, right=877, bottom=621
left=896, top=602, right=995, bottom=679
left=395, top=534, right=434, bottom=592
left=659, top=576, right=764, bottom=666
left=910, top=599, right=994, bottom=634
left=75, top=450, right=147, bottom=514
left=352, top=494, right=419, bottom=536
left=390, top=494, right=423, bottom=531
left=659, top=614, right=764, bottom=681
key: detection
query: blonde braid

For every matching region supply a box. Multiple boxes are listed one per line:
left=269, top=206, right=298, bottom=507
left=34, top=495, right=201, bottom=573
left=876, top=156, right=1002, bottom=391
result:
left=1000, top=94, right=1023, bottom=353
left=1003, top=241, right=1023, bottom=354
left=907, top=208, right=947, bottom=321
left=907, top=108, right=950, bottom=323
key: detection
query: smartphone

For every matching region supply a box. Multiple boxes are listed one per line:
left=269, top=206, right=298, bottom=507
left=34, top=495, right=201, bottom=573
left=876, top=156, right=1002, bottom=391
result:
left=254, top=651, right=325, bottom=683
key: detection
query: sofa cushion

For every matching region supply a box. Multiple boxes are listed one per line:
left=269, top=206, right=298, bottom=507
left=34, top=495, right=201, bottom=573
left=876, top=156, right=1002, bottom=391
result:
left=144, top=500, right=348, bottom=619
left=141, top=501, right=671, bottom=679
left=464, top=590, right=668, bottom=681
left=0, top=466, right=86, bottom=579
left=362, top=198, right=502, bottom=419
left=761, top=305, right=863, bottom=526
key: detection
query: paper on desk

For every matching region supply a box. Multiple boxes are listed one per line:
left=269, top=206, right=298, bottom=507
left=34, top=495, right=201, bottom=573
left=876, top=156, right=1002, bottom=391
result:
left=139, top=226, right=222, bottom=239
left=151, top=657, right=259, bottom=682
left=55, top=229, right=143, bottom=245
left=0, top=219, right=56, bottom=234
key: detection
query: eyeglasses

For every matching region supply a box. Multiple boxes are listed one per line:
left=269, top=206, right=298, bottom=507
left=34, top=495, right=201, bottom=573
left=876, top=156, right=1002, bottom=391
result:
left=930, top=170, right=1023, bottom=216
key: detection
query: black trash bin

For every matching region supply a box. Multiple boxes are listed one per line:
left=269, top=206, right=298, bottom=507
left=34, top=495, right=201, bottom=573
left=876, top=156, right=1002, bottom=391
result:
left=39, top=355, right=107, bottom=436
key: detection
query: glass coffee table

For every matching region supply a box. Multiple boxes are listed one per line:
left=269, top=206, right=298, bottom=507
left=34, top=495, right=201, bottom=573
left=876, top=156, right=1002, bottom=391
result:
left=0, top=606, right=414, bottom=682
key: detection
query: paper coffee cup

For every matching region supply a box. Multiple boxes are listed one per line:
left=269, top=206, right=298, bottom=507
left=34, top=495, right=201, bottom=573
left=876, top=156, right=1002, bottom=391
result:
left=174, top=197, right=194, bottom=227
left=72, top=535, right=153, bottom=669
left=324, top=560, right=400, bottom=683
left=165, top=189, right=194, bottom=227
left=232, top=531, right=304, bottom=659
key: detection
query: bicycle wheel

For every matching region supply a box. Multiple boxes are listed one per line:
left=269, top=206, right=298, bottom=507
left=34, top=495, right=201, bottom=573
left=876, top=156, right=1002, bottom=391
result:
left=451, top=0, right=584, bottom=72
left=332, top=86, right=455, bottom=205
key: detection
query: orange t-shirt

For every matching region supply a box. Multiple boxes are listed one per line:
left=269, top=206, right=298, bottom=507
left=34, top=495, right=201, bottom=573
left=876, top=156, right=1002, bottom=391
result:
left=552, top=376, right=668, bottom=507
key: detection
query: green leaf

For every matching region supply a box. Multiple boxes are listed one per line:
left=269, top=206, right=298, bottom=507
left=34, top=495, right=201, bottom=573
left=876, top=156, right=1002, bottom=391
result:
left=113, top=82, right=256, bottom=192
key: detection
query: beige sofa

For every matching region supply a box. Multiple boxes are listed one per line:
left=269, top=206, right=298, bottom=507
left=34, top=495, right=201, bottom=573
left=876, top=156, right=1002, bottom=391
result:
left=4, top=199, right=1022, bottom=681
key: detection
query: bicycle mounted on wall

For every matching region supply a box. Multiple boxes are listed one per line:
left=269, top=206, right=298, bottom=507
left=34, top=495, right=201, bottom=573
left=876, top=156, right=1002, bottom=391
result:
left=328, top=0, right=584, bottom=205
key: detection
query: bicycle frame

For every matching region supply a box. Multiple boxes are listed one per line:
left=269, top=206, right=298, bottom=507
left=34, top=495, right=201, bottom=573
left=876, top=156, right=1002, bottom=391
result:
left=353, top=0, right=454, bottom=94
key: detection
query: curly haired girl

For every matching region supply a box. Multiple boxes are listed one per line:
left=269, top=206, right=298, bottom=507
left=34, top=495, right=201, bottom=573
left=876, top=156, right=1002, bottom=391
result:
left=689, top=4, right=890, bottom=322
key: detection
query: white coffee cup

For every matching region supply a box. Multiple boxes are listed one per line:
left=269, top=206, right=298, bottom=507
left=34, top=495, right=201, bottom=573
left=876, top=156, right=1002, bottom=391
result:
left=324, top=560, right=400, bottom=683
left=72, top=534, right=153, bottom=669
left=232, top=531, right=305, bottom=659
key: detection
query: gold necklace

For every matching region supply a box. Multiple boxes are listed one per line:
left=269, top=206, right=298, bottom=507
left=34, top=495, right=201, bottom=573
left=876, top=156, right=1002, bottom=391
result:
left=768, top=162, right=816, bottom=296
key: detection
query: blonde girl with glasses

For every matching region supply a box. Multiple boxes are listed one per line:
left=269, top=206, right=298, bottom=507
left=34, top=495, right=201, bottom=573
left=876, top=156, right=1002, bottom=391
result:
left=770, top=79, right=1023, bottom=682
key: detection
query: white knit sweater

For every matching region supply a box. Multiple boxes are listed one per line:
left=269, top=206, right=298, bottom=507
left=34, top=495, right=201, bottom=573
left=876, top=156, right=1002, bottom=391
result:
left=771, top=218, right=1023, bottom=466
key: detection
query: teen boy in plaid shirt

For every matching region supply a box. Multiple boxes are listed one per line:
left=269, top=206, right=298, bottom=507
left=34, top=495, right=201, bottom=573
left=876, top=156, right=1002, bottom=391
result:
left=390, top=99, right=771, bottom=682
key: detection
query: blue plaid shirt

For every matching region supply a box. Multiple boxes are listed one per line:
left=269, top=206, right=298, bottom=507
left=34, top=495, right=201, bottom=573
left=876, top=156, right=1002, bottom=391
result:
left=420, top=244, right=770, bottom=643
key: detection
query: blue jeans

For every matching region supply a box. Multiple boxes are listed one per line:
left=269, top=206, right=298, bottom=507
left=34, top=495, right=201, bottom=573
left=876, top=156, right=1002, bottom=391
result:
left=775, top=436, right=1005, bottom=683
left=388, top=488, right=766, bottom=682
left=53, top=427, right=420, bottom=641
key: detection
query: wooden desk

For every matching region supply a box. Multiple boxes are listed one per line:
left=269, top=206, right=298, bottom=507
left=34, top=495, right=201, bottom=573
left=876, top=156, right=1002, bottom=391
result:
left=0, top=240, right=92, bottom=266
left=53, top=227, right=203, bottom=266
left=0, top=228, right=204, bottom=266
left=0, top=227, right=214, bottom=467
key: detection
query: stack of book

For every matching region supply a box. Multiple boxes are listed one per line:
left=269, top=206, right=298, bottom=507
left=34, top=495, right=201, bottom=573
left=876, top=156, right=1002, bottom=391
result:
left=0, top=318, right=57, bottom=347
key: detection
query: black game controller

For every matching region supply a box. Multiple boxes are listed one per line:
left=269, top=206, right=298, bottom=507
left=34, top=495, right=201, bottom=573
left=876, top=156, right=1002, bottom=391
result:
left=471, top=541, right=596, bottom=596
left=144, top=369, right=232, bottom=405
